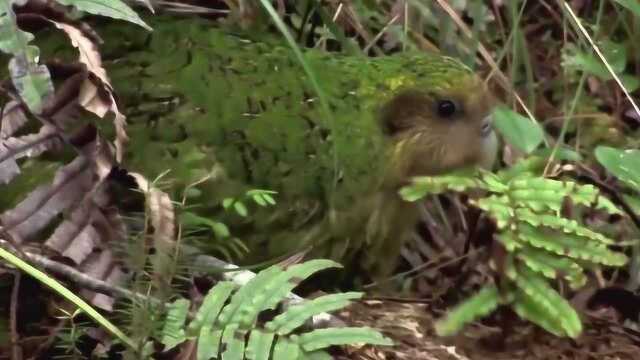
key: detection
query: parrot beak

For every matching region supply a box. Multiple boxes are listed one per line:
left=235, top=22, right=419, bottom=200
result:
left=480, top=115, right=498, bottom=170
left=481, top=115, right=493, bottom=138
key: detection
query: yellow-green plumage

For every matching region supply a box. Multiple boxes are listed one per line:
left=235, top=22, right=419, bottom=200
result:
left=77, top=17, right=497, bottom=277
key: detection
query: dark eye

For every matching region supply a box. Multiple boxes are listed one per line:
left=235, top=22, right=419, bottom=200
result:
left=437, top=100, right=457, bottom=118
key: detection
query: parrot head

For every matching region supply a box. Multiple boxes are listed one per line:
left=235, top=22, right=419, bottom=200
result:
left=379, top=56, right=498, bottom=183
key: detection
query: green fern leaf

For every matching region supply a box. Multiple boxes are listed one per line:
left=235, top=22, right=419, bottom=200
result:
left=188, top=281, right=236, bottom=336
left=221, top=324, right=245, bottom=360
left=474, top=195, right=514, bottom=229
left=297, top=327, right=393, bottom=352
left=399, top=173, right=482, bottom=201
left=496, top=232, right=522, bottom=251
left=273, top=338, right=301, bottom=359
left=266, top=292, right=363, bottom=335
left=480, top=171, right=510, bottom=193
left=246, top=329, right=275, bottom=360
left=516, top=245, right=586, bottom=289
left=517, top=223, right=627, bottom=266
left=302, top=351, right=333, bottom=360
left=197, top=325, right=222, bottom=360
left=517, top=209, right=616, bottom=245
left=594, top=196, right=623, bottom=215
left=226, top=260, right=341, bottom=327
left=512, top=290, right=566, bottom=337
left=434, top=285, right=503, bottom=336
left=509, top=267, right=582, bottom=337
left=161, top=298, right=190, bottom=350
left=218, top=266, right=284, bottom=326
left=497, top=156, right=547, bottom=181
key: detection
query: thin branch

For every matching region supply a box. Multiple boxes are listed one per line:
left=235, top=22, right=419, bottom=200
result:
left=0, top=240, right=155, bottom=304
left=10, top=271, right=23, bottom=360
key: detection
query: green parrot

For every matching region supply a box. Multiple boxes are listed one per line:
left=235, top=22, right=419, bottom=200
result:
left=91, top=16, right=498, bottom=278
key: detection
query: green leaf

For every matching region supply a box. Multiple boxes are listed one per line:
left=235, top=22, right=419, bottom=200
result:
left=226, top=259, right=341, bottom=327
left=8, top=57, right=54, bottom=114
left=246, top=330, right=275, bottom=360
left=563, top=40, right=627, bottom=78
left=595, top=146, right=640, bottom=192
left=54, top=0, right=151, bottom=30
left=399, top=172, right=482, bottom=201
left=510, top=267, right=582, bottom=338
left=614, top=0, right=640, bottom=18
left=493, top=106, right=545, bottom=154
left=221, top=325, right=246, bottom=360
left=161, top=299, right=190, bottom=350
left=188, top=282, right=236, bottom=336
left=297, top=327, right=392, bottom=352
left=181, top=212, right=231, bottom=238
left=273, top=338, right=301, bottom=360
left=267, top=292, right=363, bottom=335
left=434, top=285, right=503, bottom=336
left=0, top=1, right=53, bottom=113
left=234, top=201, right=248, bottom=217
left=197, top=326, right=222, bottom=360
left=517, top=246, right=586, bottom=289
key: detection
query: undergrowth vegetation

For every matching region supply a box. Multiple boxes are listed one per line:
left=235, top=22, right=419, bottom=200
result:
left=1, top=0, right=640, bottom=359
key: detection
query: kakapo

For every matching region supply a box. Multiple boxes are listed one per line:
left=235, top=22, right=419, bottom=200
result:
left=98, top=17, right=498, bottom=277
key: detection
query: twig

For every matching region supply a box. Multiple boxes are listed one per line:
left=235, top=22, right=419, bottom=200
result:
left=10, top=271, right=23, bottom=360
left=0, top=240, right=156, bottom=304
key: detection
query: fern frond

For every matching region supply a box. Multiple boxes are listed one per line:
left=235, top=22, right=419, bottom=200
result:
left=517, top=223, right=627, bottom=266
left=187, top=281, right=236, bottom=336
left=400, top=162, right=627, bottom=338
left=517, top=209, right=617, bottom=245
left=434, top=285, right=503, bottom=336
left=157, top=260, right=390, bottom=358
left=221, top=259, right=341, bottom=327
left=197, top=325, right=222, bottom=360
left=474, top=195, right=514, bottom=228
left=509, top=266, right=582, bottom=338
left=266, top=292, right=363, bottom=335
left=161, top=298, right=190, bottom=350
left=296, top=327, right=393, bottom=351
left=516, top=245, right=586, bottom=289
left=246, top=329, right=275, bottom=360
left=400, top=172, right=484, bottom=201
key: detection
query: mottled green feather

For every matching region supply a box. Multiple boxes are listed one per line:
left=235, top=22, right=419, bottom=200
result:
left=45, top=16, right=495, bottom=276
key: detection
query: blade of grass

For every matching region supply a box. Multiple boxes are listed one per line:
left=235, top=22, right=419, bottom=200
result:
left=562, top=1, right=640, bottom=119
left=0, top=246, right=136, bottom=350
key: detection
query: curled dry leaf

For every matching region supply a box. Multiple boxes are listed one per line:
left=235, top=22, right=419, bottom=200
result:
left=79, top=249, right=126, bottom=310
left=0, top=155, right=93, bottom=243
left=129, top=172, right=177, bottom=289
left=0, top=101, right=29, bottom=138
left=0, top=124, right=63, bottom=184
left=51, top=20, right=128, bottom=161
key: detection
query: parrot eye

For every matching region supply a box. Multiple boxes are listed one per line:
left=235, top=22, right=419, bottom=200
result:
left=437, top=100, right=457, bottom=118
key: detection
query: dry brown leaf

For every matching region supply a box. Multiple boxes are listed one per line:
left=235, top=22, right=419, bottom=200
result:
left=51, top=22, right=109, bottom=87
left=51, top=21, right=128, bottom=162
left=0, top=143, right=20, bottom=184
left=78, top=250, right=125, bottom=310
left=0, top=125, right=63, bottom=184
left=129, top=172, right=177, bottom=288
left=45, top=202, right=98, bottom=264
left=0, top=155, right=93, bottom=243
left=0, top=101, right=29, bottom=138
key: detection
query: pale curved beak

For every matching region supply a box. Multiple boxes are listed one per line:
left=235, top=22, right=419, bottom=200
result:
left=481, top=115, right=493, bottom=138
left=480, top=115, right=498, bottom=170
